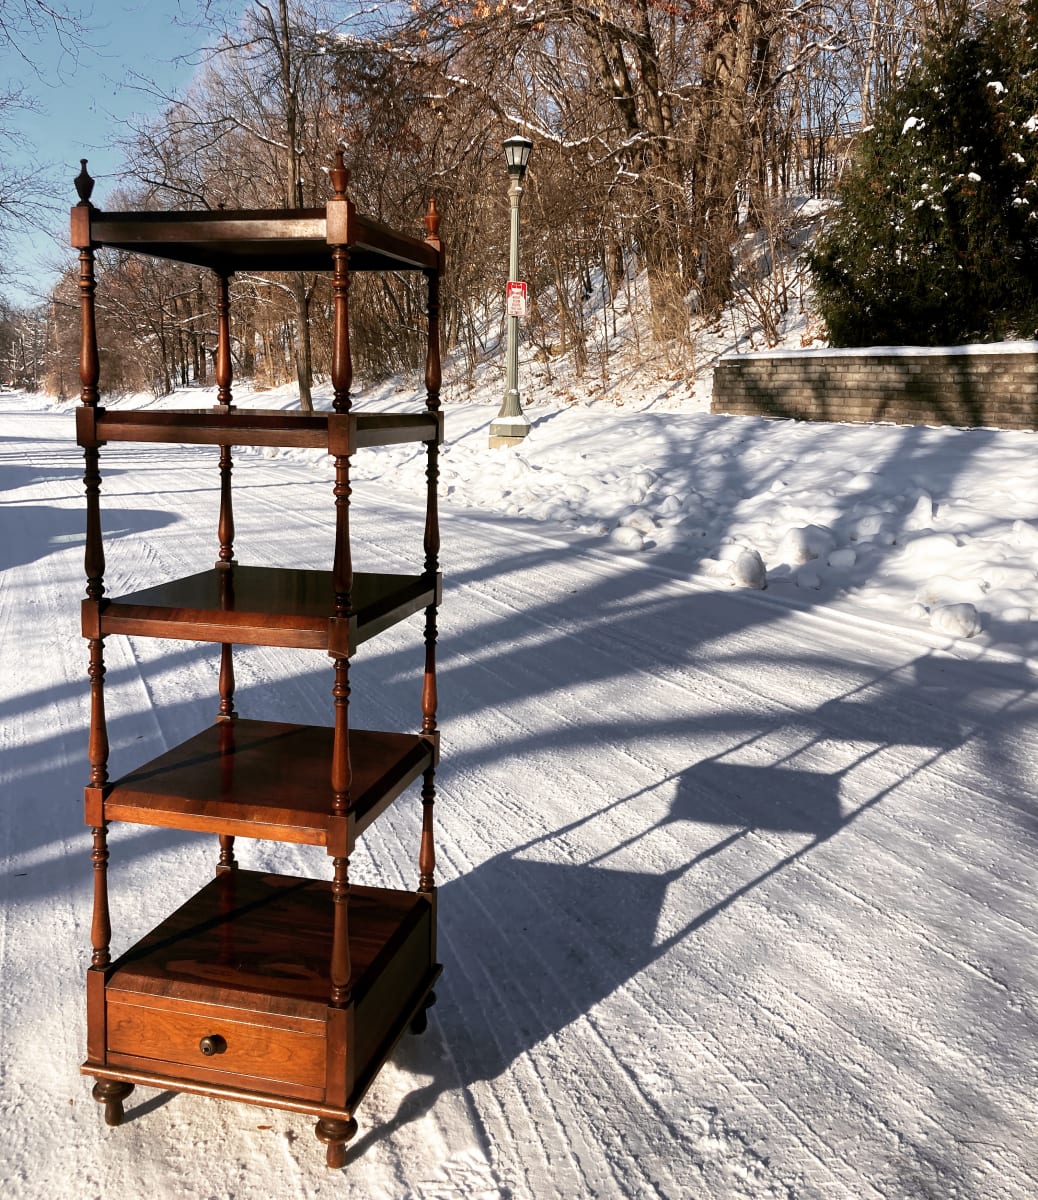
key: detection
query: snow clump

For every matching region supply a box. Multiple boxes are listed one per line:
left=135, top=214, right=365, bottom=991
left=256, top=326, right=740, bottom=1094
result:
left=609, top=525, right=645, bottom=552
left=702, top=544, right=767, bottom=589
left=929, top=602, right=982, bottom=639
left=777, top=524, right=836, bottom=565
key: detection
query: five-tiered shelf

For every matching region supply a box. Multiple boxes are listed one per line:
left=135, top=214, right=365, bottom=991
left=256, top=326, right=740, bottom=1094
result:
left=72, top=151, right=444, bottom=1168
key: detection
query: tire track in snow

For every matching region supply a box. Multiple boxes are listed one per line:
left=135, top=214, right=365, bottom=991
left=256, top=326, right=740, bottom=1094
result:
left=8, top=417, right=1036, bottom=1198
left=122, top=449, right=1038, bottom=1196
left=338, top=484, right=964, bottom=1190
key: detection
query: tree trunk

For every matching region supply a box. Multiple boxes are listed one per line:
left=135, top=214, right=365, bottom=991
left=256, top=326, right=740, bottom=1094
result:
left=695, top=1, right=768, bottom=316
left=292, top=274, right=313, bottom=411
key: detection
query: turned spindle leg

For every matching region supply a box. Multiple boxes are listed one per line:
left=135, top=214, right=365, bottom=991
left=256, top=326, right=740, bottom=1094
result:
left=92, top=1079, right=134, bottom=1127
left=216, top=834, right=237, bottom=874
left=314, top=1116, right=357, bottom=1169
left=214, top=714, right=238, bottom=874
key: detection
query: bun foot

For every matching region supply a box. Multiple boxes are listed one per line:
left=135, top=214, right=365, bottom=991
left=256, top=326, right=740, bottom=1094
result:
left=410, top=989, right=437, bottom=1035
left=315, top=1116, right=357, bottom=1168
left=92, top=1079, right=134, bottom=1127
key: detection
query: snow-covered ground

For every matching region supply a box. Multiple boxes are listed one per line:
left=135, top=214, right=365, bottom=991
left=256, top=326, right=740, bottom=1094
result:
left=2, top=381, right=1037, bottom=1199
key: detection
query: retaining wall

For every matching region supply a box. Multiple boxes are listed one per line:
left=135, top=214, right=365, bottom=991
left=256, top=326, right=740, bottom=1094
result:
left=711, top=346, right=1038, bottom=429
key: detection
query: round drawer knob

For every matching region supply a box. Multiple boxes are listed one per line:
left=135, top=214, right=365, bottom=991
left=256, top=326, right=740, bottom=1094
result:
left=198, top=1034, right=227, bottom=1057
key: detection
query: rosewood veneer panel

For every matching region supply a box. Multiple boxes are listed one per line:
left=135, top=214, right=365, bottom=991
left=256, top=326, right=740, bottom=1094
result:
left=104, top=719, right=435, bottom=845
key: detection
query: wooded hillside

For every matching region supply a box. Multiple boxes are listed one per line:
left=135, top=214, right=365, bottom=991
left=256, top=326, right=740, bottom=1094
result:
left=25, top=0, right=965, bottom=398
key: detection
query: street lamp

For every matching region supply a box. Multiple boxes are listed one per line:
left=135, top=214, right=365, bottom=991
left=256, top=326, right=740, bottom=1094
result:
left=489, top=132, right=534, bottom=448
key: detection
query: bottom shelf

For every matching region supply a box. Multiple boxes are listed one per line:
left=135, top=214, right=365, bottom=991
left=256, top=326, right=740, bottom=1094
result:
left=85, top=869, right=439, bottom=1116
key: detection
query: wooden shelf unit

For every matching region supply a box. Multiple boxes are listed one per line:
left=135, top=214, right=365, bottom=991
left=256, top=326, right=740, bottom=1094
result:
left=72, top=150, right=444, bottom=1168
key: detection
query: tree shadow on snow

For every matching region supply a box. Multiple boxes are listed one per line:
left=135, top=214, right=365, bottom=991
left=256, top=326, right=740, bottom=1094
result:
left=350, top=639, right=1037, bottom=1167
left=351, top=761, right=847, bottom=1164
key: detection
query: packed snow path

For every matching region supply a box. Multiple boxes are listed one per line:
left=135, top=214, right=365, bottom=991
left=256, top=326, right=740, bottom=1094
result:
left=2, top=404, right=1036, bottom=1200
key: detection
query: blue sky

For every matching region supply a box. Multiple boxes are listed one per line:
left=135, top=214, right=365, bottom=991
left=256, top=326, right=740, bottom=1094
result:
left=0, top=1, right=207, bottom=304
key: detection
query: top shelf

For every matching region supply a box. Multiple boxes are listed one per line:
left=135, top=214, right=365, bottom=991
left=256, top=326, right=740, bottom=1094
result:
left=70, top=204, right=440, bottom=275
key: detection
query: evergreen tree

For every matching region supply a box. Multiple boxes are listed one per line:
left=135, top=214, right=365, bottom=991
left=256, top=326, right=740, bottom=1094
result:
left=811, top=1, right=1038, bottom=346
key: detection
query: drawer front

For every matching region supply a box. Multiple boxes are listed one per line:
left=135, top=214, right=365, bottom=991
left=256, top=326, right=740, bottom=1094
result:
left=107, top=999, right=327, bottom=1092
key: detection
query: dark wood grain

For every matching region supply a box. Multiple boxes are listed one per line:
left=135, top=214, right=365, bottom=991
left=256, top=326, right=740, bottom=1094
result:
left=90, top=408, right=439, bottom=452
left=74, top=173, right=445, bottom=1164
left=79, top=208, right=438, bottom=274
left=107, top=999, right=327, bottom=1089
left=104, top=720, right=434, bottom=847
left=108, top=870, right=431, bottom=1012
left=92, top=565, right=436, bottom=651
left=94, top=871, right=436, bottom=1106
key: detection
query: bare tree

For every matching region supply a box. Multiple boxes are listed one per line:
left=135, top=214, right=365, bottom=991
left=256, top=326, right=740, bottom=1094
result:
left=0, top=3, right=90, bottom=281
left=121, top=1, right=368, bottom=409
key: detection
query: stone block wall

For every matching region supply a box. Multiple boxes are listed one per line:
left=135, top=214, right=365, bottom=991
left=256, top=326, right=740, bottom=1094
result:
left=711, top=347, right=1038, bottom=429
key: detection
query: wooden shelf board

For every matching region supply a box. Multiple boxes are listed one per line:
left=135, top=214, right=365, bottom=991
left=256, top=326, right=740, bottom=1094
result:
left=104, top=720, right=434, bottom=846
left=96, top=565, right=436, bottom=651
left=83, top=208, right=438, bottom=274
left=89, top=408, right=440, bottom=451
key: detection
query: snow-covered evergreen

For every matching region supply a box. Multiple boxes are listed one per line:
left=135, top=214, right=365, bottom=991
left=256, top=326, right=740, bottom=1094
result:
left=812, top=0, right=1038, bottom=346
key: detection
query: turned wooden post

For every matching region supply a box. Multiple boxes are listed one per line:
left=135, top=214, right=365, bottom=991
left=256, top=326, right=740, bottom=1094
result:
left=83, top=447, right=105, bottom=603
left=79, top=227, right=105, bottom=603
left=86, top=637, right=109, bottom=790
left=78, top=255, right=100, bottom=409
left=214, top=262, right=237, bottom=738
left=329, top=853, right=352, bottom=1008
left=327, top=153, right=356, bottom=1017
left=215, top=437, right=237, bottom=734
left=213, top=274, right=237, bottom=861
left=329, top=658, right=353, bottom=1009
left=329, top=152, right=352, bottom=415
left=417, top=200, right=443, bottom=895
left=215, top=441, right=236, bottom=730
left=74, top=167, right=119, bottom=981
left=214, top=270, right=233, bottom=409
left=75, top=163, right=99, bottom=408
left=329, top=448, right=354, bottom=997
left=217, top=639, right=236, bottom=723
left=423, top=198, right=442, bottom=416
left=89, top=822, right=112, bottom=968
left=217, top=444, right=235, bottom=566
left=332, top=452, right=352, bottom=621
left=216, top=723, right=238, bottom=874
left=419, top=438, right=439, bottom=896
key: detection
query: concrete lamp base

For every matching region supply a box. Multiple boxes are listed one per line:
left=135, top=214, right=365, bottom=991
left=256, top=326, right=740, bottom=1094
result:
left=488, top=415, right=531, bottom=449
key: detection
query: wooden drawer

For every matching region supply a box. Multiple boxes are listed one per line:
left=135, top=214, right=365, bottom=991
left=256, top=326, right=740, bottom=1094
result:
left=107, top=994, right=326, bottom=1096
left=97, top=871, right=436, bottom=1107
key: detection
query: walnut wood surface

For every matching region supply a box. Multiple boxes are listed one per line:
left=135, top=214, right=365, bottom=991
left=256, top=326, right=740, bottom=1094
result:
left=108, top=871, right=431, bottom=1012
left=81, top=408, right=441, bottom=452
left=74, top=208, right=439, bottom=274
left=96, top=871, right=436, bottom=1104
left=74, top=167, right=444, bottom=1160
left=91, top=565, right=437, bottom=652
left=107, top=999, right=327, bottom=1090
left=104, top=719, right=435, bottom=846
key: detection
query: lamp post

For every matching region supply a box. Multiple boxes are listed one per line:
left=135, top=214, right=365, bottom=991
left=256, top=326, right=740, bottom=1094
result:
left=489, top=132, right=534, bottom=449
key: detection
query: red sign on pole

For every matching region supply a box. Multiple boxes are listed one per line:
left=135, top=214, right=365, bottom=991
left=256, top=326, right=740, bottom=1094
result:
left=506, top=281, right=528, bottom=318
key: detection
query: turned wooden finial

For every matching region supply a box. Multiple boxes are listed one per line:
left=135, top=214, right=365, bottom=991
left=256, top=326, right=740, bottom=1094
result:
left=74, top=159, right=95, bottom=205
left=329, top=148, right=349, bottom=198
left=422, top=197, right=441, bottom=246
